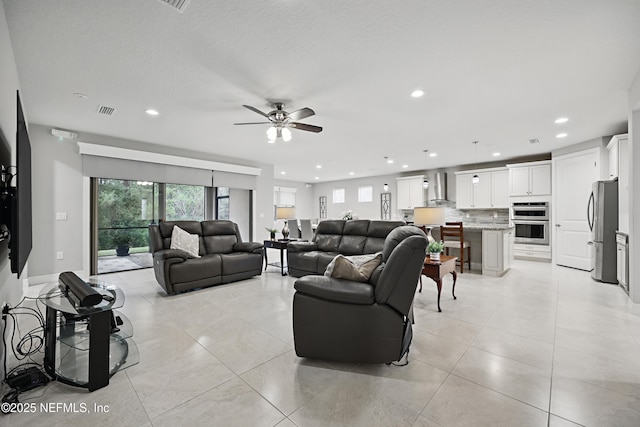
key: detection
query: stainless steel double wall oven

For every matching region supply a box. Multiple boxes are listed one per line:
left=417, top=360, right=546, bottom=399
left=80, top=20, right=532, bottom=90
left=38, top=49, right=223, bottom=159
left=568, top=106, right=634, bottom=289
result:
left=511, top=202, right=549, bottom=245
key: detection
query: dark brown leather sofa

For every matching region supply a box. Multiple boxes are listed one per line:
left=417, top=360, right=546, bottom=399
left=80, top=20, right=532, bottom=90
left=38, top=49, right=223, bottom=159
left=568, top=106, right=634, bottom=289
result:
left=293, top=226, right=428, bottom=363
left=149, top=220, right=263, bottom=294
left=286, top=219, right=405, bottom=277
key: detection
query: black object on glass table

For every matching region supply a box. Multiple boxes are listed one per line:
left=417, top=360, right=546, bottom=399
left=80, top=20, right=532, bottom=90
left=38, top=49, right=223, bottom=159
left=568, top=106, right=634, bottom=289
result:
left=58, top=271, right=103, bottom=307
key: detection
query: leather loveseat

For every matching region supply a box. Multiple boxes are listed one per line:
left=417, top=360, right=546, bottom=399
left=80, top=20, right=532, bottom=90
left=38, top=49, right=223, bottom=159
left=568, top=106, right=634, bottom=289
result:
left=286, top=219, right=405, bottom=277
left=149, top=220, right=263, bottom=294
left=293, top=226, right=428, bottom=363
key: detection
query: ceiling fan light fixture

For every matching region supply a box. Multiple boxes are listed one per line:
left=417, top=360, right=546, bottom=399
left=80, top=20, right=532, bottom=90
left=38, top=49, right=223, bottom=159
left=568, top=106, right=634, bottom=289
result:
left=266, top=126, right=277, bottom=142
left=281, top=127, right=292, bottom=142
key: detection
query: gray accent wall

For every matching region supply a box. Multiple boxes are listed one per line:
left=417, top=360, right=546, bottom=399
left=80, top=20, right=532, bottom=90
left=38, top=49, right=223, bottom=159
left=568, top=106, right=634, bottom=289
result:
left=229, top=188, right=251, bottom=241
left=27, top=124, right=275, bottom=281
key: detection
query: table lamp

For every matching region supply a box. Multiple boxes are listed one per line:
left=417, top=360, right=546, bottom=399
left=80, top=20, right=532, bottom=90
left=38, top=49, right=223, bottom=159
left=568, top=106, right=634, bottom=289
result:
left=413, top=207, right=445, bottom=244
left=275, top=206, right=296, bottom=239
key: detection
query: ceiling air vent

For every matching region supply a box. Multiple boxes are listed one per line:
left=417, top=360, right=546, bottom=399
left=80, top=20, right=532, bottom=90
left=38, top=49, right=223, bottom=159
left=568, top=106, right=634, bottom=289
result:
left=529, top=138, right=540, bottom=144
left=97, top=105, right=116, bottom=116
left=157, top=0, right=191, bottom=13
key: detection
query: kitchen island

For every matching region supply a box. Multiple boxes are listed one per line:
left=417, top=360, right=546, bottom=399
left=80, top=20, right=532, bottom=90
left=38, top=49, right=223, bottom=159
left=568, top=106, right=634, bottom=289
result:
left=431, top=223, right=514, bottom=276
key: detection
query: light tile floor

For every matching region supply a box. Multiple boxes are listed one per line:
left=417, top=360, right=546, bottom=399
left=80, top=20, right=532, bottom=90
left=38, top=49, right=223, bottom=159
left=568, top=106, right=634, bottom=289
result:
left=5, top=260, right=640, bottom=426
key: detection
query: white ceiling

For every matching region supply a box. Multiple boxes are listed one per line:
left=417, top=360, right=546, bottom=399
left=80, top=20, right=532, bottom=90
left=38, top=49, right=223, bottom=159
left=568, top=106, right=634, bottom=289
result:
left=4, top=0, right=640, bottom=183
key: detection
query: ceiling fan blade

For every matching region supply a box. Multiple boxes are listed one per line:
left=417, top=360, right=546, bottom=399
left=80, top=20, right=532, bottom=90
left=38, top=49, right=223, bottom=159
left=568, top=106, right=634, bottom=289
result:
left=242, top=104, right=269, bottom=118
left=288, top=107, right=315, bottom=121
left=233, top=122, right=271, bottom=125
left=290, top=122, right=323, bottom=133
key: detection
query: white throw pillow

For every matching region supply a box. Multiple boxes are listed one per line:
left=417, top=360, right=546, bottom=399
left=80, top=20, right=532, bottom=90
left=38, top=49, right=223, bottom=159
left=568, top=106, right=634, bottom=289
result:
left=324, top=252, right=382, bottom=282
left=170, top=226, right=201, bottom=258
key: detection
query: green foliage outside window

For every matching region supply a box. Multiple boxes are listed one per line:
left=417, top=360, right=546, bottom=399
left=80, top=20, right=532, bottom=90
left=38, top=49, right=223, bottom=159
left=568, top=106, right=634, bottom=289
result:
left=97, top=179, right=204, bottom=251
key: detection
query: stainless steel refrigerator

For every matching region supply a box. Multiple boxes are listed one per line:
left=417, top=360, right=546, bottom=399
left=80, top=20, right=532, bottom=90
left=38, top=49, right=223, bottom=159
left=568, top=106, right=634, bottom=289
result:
left=587, top=179, right=618, bottom=283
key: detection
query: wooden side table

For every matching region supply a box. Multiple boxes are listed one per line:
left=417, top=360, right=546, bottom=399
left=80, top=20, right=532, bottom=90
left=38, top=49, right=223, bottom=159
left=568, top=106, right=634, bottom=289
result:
left=420, top=255, right=458, bottom=312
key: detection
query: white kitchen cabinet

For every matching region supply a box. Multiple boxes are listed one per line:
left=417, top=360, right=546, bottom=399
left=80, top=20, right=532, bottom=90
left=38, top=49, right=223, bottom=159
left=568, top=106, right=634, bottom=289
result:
left=606, top=134, right=629, bottom=233
left=396, top=175, right=424, bottom=210
left=482, top=228, right=513, bottom=276
left=513, top=243, right=551, bottom=260
left=507, top=161, right=551, bottom=196
left=455, top=168, right=508, bottom=209
left=491, top=169, right=509, bottom=208
left=607, top=137, right=619, bottom=179
left=616, top=134, right=629, bottom=233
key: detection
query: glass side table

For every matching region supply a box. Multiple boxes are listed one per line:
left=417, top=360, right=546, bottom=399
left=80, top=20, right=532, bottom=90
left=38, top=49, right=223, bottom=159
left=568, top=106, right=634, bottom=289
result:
left=40, top=279, right=139, bottom=392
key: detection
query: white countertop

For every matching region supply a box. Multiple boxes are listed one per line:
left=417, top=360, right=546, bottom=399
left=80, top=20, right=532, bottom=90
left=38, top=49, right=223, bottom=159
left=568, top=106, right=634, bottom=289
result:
left=459, top=223, right=513, bottom=231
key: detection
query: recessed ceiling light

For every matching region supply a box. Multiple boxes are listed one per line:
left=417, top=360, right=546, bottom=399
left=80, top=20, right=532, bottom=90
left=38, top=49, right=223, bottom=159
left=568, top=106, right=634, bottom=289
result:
left=411, top=89, right=424, bottom=98
left=492, top=152, right=501, bottom=157
left=280, top=171, right=286, bottom=175
left=349, top=172, right=355, bottom=175
left=429, top=153, right=437, bottom=157
left=556, top=133, right=568, bottom=138
left=145, top=109, right=159, bottom=116
left=314, top=176, right=319, bottom=180
left=74, top=92, right=88, bottom=99
left=316, top=165, right=322, bottom=169
left=555, top=117, right=569, bottom=124
left=387, top=159, right=394, bottom=164
left=402, top=164, right=408, bottom=168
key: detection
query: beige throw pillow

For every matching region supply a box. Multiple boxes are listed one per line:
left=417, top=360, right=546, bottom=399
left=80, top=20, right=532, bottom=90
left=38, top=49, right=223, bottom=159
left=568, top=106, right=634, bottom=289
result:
left=324, top=252, right=382, bottom=282
left=170, top=226, right=201, bottom=258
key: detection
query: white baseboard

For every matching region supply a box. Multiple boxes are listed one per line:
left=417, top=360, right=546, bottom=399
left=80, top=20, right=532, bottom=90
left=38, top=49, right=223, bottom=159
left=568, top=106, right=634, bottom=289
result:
left=28, top=269, right=88, bottom=286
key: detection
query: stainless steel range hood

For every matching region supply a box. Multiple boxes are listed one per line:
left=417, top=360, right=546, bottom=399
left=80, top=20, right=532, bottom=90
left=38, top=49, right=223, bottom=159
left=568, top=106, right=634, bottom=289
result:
left=431, top=172, right=448, bottom=201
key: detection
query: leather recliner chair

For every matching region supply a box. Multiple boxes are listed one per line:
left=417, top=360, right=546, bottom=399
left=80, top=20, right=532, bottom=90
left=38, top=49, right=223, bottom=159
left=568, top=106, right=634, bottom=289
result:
left=292, top=226, right=428, bottom=363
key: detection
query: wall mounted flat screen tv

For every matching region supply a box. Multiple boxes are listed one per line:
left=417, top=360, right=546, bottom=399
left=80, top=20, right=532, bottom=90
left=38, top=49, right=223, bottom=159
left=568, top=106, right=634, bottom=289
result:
left=12, top=91, right=32, bottom=277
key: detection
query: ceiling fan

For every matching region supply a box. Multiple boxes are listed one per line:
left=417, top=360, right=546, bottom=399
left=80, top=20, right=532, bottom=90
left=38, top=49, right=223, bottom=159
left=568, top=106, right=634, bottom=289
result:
left=234, top=103, right=323, bottom=142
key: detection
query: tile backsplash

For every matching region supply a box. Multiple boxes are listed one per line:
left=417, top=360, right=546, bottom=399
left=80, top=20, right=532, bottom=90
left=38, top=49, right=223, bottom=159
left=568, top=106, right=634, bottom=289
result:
left=403, top=202, right=509, bottom=224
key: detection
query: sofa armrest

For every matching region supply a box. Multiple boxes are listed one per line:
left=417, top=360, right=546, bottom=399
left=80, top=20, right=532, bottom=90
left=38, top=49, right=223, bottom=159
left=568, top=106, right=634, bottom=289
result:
left=233, top=242, right=263, bottom=254
left=153, top=249, right=189, bottom=261
left=294, top=275, right=374, bottom=305
left=287, top=241, right=318, bottom=253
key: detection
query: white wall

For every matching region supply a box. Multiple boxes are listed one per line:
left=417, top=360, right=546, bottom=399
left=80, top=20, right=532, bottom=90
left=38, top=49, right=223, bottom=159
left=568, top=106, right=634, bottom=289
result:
left=311, top=173, right=405, bottom=221
left=0, top=0, right=25, bottom=372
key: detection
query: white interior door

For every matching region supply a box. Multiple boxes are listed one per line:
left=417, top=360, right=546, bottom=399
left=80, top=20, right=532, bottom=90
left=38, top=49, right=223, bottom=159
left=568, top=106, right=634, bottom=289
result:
left=553, top=148, right=600, bottom=270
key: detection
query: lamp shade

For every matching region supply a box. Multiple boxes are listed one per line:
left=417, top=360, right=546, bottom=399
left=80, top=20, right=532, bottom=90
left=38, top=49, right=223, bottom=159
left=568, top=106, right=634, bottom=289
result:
left=413, top=207, right=445, bottom=226
left=275, top=206, right=296, bottom=220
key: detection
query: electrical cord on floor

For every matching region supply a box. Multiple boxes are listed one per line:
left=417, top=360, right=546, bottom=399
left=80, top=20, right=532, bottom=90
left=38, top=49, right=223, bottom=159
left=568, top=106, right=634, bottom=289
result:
left=1, top=298, right=47, bottom=382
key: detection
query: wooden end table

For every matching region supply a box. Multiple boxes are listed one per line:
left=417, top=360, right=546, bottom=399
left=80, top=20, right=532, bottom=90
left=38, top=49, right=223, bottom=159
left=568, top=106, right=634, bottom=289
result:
left=420, top=255, right=458, bottom=312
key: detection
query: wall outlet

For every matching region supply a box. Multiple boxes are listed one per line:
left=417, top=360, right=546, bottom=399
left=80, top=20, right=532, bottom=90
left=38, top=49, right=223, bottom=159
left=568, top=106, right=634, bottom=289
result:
left=56, top=212, right=68, bottom=221
left=57, top=252, right=64, bottom=260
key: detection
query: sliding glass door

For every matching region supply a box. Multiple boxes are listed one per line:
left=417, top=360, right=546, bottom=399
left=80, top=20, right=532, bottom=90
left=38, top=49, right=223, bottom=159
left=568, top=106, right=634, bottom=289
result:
left=90, top=178, right=251, bottom=275
left=91, top=179, right=205, bottom=274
